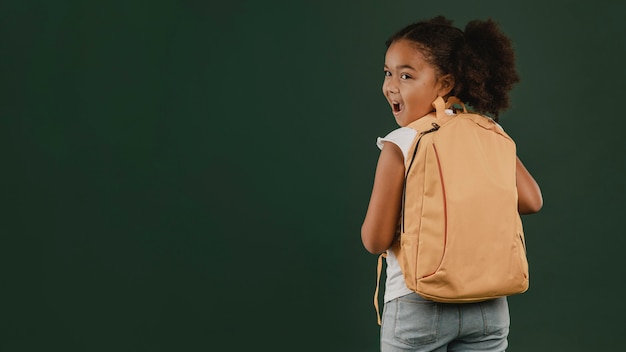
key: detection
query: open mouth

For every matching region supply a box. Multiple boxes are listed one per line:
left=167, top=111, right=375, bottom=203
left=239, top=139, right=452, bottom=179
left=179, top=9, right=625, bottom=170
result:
left=392, top=102, right=403, bottom=114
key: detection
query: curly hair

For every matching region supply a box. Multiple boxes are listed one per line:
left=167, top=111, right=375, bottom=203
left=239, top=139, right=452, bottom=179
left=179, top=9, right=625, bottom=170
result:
left=385, top=16, right=519, bottom=120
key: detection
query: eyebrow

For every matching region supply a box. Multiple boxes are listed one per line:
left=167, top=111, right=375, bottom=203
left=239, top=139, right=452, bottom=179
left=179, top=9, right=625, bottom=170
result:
left=384, top=64, right=417, bottom=71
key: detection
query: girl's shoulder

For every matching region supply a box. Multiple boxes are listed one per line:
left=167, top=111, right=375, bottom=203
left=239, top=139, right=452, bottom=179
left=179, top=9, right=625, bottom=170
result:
left=381, top=126, right=417, bottom=140
left=376, top=127, right=417, bottom=161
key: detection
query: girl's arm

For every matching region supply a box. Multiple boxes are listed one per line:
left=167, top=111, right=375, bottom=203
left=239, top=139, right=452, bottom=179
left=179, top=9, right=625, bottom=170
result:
left=361, top=142, right=405, bottom=254
left=516, top=156, right=543, bottom=214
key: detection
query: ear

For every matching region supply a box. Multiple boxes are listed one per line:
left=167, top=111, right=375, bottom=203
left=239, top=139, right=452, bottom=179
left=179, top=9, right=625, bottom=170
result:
left=437, top=74, right=455, bottom=97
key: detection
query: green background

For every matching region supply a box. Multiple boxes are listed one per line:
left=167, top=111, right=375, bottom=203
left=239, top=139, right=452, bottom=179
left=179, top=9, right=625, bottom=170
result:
left=2, top=0, right=625, bottom=351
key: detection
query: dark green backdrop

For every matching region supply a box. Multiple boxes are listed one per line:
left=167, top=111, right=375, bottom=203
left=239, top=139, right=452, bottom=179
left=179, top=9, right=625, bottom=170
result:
left=2, top=0, right=625, bottom=351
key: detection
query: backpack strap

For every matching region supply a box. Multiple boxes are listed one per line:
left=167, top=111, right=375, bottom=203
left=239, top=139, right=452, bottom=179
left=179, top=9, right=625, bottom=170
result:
left=374, top=252, right=387, bottom=326
left=432, top=95, right=467, bottom=125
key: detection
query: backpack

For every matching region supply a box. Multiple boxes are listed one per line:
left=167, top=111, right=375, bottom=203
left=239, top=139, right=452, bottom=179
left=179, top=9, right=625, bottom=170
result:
left=374, top=96, right=528, bottom=324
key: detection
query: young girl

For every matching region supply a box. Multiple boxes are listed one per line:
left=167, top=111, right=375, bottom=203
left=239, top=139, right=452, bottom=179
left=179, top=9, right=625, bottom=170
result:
left=361, top=17, right=543, bottom=351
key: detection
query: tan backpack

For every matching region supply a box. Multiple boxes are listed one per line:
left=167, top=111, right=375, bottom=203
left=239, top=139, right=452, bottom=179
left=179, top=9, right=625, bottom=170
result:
left=374, top=96, right=528, bottom=324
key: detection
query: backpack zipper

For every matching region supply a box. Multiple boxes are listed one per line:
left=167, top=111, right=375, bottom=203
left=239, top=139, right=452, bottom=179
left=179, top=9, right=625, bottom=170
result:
left=401, top=123, right=440, bottom=233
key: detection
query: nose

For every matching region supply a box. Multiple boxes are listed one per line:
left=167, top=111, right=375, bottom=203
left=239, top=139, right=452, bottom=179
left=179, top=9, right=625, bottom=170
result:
left=383, top=77, right=399, bottom=93
left=383, top=79, right=399, bottom=95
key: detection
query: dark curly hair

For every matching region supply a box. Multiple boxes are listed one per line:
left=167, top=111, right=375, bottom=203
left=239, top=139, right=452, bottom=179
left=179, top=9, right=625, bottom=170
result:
left=385, top=16, right=519, bottom=120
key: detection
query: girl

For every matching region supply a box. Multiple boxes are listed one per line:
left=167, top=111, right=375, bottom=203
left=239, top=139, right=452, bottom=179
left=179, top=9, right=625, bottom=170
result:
left=361, top=17, right=543, bottom=351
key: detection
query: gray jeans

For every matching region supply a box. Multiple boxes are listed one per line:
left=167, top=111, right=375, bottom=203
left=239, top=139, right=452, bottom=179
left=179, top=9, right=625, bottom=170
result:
left=380, top=293, right=510, bottom=352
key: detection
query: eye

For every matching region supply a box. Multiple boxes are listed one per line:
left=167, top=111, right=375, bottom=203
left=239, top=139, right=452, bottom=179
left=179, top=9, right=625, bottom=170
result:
left=400, top=73, right=411, bottom=80
left=383, top=70, right=391, bottom=77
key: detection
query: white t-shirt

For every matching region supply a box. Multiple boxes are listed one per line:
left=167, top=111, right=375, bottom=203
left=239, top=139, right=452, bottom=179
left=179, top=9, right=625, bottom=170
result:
left=376, top=127, right=417, bottom=303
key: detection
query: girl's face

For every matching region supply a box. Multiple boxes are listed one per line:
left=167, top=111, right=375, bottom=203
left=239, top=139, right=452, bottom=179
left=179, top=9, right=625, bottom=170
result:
left=382, top=39, right=451, bottom=127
